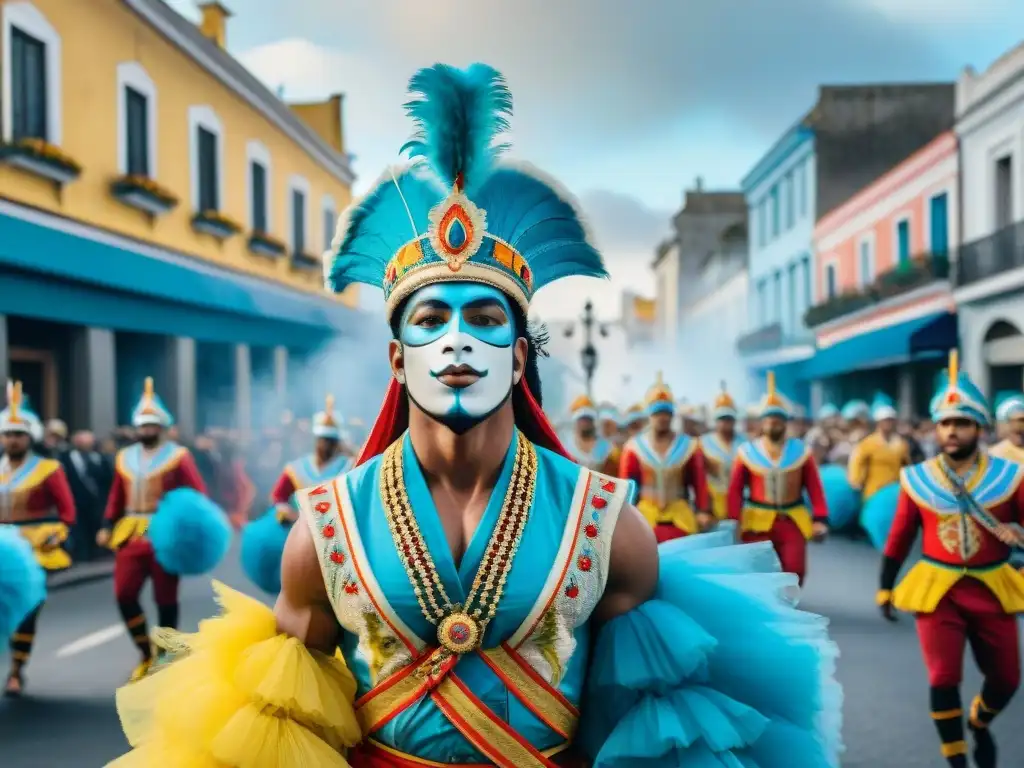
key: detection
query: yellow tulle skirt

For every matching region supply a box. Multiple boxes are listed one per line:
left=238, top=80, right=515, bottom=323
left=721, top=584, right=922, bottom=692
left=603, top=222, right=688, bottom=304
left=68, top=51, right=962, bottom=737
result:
left=108, top=581, right=362, bottom=767
left=893, top=561, right=1024, bottom=614
left=19, top=522, right=71, bottom=571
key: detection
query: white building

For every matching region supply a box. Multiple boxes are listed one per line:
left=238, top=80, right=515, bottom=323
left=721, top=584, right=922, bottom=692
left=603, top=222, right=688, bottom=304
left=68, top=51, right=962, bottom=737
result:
left=956, top=42, right=1024, bottom=393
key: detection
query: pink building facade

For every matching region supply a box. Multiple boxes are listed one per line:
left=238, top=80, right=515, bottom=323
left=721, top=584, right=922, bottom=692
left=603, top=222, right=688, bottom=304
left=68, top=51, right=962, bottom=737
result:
left=802, top=132, right=959, bottom=417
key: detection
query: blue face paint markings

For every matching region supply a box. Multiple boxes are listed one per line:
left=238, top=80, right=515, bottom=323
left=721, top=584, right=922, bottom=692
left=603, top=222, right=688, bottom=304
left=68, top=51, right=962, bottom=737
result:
left=399, top=283, right=519, bottom=429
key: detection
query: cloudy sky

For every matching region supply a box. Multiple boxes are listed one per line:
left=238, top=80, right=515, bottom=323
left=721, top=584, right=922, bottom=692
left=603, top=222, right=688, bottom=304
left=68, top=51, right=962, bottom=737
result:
left=168, top=0, right=1023, bottom=319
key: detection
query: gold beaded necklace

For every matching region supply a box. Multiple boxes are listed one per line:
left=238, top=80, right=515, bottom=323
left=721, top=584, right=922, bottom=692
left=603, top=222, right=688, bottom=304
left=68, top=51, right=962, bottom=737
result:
left=380, top=432, right=536, bottom=658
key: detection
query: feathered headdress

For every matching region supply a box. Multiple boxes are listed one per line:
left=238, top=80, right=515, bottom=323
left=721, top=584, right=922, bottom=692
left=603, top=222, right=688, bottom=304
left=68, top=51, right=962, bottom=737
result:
left=713, top=381, right=738, bottom=421
left=131, top=377, right=174, bottom=428
left=757, top=372, right=790, bottom=420
left=313, top=394, right=341, bottom=439
left=325, top=63, right=607, bottom=321
left=1, top=380, right=42, bottom=438
left=644, top=372, right=674, bottom=416
left=930, top=350, right=989, bottom=425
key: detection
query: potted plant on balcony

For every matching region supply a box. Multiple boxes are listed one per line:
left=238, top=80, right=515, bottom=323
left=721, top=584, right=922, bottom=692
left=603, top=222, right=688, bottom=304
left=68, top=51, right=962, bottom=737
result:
left=110, top=174, right=178, bottom=216
left=0, top=137, right=81, bottom=184
left=192, top=209, right=242, bottom=239
left=247, top=230, right=287, bottom=258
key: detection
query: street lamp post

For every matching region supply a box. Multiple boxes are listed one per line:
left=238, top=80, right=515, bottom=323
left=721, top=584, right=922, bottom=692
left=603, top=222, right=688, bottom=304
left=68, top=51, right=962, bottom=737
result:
left=563, top=299, right=608, bottom=398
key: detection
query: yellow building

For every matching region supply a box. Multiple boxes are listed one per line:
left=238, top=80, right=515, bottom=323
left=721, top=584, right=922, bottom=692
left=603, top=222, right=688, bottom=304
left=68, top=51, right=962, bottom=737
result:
left=0, top=0, right=363, bottom=436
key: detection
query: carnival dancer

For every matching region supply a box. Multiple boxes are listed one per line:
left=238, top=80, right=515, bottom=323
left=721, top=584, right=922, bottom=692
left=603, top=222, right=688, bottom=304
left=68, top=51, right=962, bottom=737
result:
left=97, top=378, right=209, bottom=682
left=727, top=371, right=829, bottom=585
left=621, top=402, right=647, bottom=439
left=990, top=393, right=1024, bottom=464
left=701, top=381, right=741, bottom=521
left=848, top=392, right=909, bottom=502
left=269, top=395, right=352, bottom=524
left=1, top=381, right=75, bottom=697
left=619, top=373, right=711, bottom=541
left=879, top=351, right=1024, bottom=768
left=566, top=395, right=619, bottom=474
left=106, top=62, right=841, bottom=768
left=597, top=401, right=621, bottom=445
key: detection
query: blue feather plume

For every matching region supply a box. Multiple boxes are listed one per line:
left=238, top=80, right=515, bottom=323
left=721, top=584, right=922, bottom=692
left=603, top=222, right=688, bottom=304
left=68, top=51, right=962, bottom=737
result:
left=401, top=63, right=513, bottom=191
left=475, top=166, right=607, bottom=290
left=327, top=168, right=444, bottom=294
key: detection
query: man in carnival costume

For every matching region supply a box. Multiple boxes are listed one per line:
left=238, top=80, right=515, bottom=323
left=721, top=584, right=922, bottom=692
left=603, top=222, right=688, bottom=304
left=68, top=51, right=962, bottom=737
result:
left=989, top=392, right=1024, bottom=464
left=848, top=392, right=908, bottom=503
left=596, top=401, right=620, bottom=445
left=270, top=395, right=353, bottom=523
left=620, top=402, right=646, bottom=439
left=1, top=381, right=76, bottom=697
left=566, top=395, right=619, bottom=475
left=727, top=372, right=829, bottom=585
left=879, top=352, right=1024, bottom=768
left=106, top=63, right=841, bottom=768
left=619, top=373, right=711, bottom=542
left=700, top=382, right=741, bottom=521
left=97, top=378, right=208, bottom=681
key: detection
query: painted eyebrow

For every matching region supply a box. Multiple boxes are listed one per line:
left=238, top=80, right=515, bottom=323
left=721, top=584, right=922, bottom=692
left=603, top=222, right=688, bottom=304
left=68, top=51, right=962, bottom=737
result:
left=463, top=298, right=506, bottom=311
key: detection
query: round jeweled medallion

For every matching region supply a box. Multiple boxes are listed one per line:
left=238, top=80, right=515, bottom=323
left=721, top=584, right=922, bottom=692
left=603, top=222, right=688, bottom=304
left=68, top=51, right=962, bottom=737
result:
left=438, top=611, right=480, bottom=655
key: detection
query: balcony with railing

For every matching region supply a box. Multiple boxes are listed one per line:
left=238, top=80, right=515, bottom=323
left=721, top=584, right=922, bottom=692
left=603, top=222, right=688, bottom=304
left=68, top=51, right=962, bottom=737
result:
left=804, top=252, right=950, bottom=329
left=736, top=322, right=815, bottom=355
left=955, top=219, right=1024, bottom=288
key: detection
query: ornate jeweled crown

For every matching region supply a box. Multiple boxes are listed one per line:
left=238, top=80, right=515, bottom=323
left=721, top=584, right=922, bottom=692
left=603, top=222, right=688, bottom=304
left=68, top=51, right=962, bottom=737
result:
left=325, top=64, right=606, bottom=321
left=930, top=350, right=989, bottom=425
left=757, top=371, right=790, bottom=419
left=132, top=377, right=173, bottom=427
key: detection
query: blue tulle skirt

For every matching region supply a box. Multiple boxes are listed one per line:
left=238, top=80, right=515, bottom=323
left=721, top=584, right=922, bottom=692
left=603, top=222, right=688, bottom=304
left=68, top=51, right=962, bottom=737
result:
left=148, top=488, right=232, bottom=576
left=859, top=483, right=900, bottom=550
left=0, top=525, right=47, bottom=638
left=818, top=465, right=859, bottom=531
left=580, top=523, right=843, bottom=767
left=240, top=508, right=290, bottom=595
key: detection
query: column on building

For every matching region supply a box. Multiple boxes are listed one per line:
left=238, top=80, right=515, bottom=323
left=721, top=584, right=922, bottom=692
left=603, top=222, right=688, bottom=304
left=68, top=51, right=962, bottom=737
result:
left=0, top=314, right=8, bottom=384
left=897, top=367, right=914, bottom=420
left=165, top=336, right=197, bottom=440
left=70, top=327, right=118, bottom=437
left=809, top=380, right=824, bottom=416
left=274, top=345, right=288, bottom=414
left=235, top=343, right=252, bottom=436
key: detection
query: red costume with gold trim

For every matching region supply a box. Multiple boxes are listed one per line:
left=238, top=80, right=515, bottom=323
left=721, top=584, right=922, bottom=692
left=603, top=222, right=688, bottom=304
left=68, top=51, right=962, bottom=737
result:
left=726, top=372, right=827, bottom=585
left=619, top=374, right=709, bottom=542
left=878, top=351, right=1024, bottom=768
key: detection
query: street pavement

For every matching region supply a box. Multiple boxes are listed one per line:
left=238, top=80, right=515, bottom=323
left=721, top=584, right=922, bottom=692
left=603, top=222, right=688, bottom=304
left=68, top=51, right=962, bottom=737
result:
left=1, top=538, right=1022, bottom=767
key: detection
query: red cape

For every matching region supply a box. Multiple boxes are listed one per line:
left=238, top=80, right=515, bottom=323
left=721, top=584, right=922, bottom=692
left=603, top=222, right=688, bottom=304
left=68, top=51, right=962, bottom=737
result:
left=355, top=377, right=570, bottom=467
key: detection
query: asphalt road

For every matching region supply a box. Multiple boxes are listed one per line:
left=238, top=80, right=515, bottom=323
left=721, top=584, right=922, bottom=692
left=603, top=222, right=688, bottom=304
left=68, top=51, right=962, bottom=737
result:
left=1, top=538, right=1022, bottom=767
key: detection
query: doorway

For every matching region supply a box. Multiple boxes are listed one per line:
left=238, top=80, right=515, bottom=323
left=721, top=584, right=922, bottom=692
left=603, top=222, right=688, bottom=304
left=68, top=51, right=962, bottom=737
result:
left=9, top=347, right=58, bottom=421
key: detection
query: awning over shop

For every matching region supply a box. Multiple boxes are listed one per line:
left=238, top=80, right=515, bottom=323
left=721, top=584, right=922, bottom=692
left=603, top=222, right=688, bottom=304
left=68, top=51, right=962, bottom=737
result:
left=797, top=312, right=957, bottom=381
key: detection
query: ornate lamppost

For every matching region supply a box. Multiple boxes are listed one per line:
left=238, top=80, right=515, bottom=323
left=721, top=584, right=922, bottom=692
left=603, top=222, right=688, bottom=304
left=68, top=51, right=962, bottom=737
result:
left=563, top=299, right=608, bottom=398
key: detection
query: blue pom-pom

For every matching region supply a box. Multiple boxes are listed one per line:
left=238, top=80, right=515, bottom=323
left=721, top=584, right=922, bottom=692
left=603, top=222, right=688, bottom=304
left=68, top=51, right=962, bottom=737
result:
left=860, top=483, right=901, bottom=550
left=240, top=508, right=291, bottom=595
left=819, top=465, right=859, bottom=530
left=0, top=525, right=47, bottom=639
left=148, top=488, right=232, bottom=576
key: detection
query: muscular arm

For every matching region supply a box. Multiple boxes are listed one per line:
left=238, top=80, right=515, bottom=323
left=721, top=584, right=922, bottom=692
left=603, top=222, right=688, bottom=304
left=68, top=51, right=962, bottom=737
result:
left=275, top=520, right=341, bottom=654
left=592, top=503, right=659, bottom=625
left=880, top=487, right=922, bottom=591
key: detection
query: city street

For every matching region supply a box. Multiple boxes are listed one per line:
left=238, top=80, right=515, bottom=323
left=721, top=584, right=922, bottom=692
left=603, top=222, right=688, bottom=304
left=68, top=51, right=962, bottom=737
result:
left=2, top=538, right=1022, bottom=767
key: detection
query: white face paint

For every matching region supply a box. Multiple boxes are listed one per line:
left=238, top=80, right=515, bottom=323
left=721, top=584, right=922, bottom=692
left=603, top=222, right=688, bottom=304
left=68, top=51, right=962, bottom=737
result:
left=398, top=283, right=519, bottom=432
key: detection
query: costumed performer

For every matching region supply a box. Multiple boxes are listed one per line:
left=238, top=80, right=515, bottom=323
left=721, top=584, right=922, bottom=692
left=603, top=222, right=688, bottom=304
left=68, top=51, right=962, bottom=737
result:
left=97, top=377, right=209, bottom=681
left=596, top=402, right=620, bottom=446
left=566, top=395, right=619, bottom=475
left=620, top=402, right=646, bottom=439
left=619, top=373, right=711, bottom=541
left=727, top=372, right=829, bottom=585
left=848, top=392, right=909, bottom=502
left=878, top=350, right=1024, bottom=768
left=989, top=392, right=1024, bottom=464
left=105, top=62, right=841, bottom=768
left=1, top=381, right=75, bottom=697
left=700, top=381, right=740, bottom=520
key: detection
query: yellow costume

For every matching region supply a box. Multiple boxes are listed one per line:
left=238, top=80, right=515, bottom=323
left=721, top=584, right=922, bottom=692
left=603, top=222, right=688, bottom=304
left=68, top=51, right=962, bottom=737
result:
left=848, top=432, right=909, bottom=500
left=700, top=382, right=740, bottom=520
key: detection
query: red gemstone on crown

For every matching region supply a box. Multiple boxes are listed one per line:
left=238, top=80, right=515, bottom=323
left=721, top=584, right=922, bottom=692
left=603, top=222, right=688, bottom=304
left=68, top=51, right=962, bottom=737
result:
left=438, top=203, right=473, bottom=256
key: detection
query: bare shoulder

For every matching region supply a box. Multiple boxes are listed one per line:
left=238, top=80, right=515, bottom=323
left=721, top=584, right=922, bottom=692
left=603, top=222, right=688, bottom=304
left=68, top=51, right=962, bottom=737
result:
left=274, top=519, right=339, bottom=652
left=593, top=501, right=658, bottom=624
